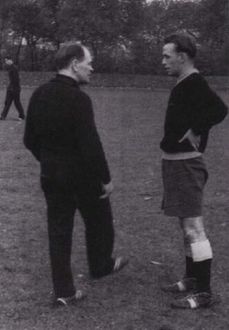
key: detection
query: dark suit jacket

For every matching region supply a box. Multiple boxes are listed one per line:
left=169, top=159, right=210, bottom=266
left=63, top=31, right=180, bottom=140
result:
left=7, top=64, right=21, bottom=91
left=24, top=74, right=111, bottom=194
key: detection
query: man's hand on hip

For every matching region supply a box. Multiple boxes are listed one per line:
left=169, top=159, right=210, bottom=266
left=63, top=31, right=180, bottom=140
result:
left=179, top=129, right=201, bottom=151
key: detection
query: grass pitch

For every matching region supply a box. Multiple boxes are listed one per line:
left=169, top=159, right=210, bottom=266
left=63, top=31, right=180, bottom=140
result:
left=0, top=86, right=228, bottom=330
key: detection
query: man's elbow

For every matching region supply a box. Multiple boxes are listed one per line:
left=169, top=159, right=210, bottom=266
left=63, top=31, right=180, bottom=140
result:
left=23, top=139, right=40, bottom=161
left=219, top=104, right=228, bottom=122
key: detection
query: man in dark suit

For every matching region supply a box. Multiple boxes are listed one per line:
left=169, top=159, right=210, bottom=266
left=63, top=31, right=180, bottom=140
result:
left=1, top=56, right=25, bottom=120
left=24, top=42, right=128, bottom=307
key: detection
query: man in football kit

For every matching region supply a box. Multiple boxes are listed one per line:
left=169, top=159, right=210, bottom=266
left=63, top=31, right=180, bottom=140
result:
left=24, top=42, right=128, bottom=307
left=160, top=32, right=228, bottom=309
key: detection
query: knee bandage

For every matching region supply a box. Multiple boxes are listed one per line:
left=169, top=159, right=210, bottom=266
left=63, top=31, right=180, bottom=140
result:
left=191, top=240, right=213, bottom=262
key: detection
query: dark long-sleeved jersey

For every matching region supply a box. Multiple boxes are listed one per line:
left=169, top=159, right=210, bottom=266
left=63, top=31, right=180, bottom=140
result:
left=160, top=73, right=228, bottom=154
left=24, top=74, right=111, bottom=184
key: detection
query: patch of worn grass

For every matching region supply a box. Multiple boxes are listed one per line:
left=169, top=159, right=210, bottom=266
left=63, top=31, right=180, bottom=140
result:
left=0, top=87, right=228, bottom=330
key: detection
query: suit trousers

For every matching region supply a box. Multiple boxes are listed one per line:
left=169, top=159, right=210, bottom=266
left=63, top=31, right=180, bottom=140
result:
left=1, top=89, right=25, bottom=119
left=41, top=174, right=115, bottom=298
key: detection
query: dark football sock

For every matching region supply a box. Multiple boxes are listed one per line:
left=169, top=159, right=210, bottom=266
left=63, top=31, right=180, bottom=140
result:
left=185, top=256, right=196, bottom=278
left=194, top=259, right=212, bottom=293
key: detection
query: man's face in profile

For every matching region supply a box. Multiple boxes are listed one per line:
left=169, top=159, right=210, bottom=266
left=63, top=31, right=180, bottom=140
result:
left=73, top=48, right=93, bottom=84
left=162, top=43, right=182, bottom=77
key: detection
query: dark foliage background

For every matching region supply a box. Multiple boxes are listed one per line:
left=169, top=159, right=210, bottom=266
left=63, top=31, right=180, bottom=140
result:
left=0, top=0, right=228, bottom=74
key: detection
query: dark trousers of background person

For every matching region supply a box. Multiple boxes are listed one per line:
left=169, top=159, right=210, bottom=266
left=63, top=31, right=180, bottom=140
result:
left=1, top=89, right=25, bottom=119
left=40, top=156, right=115, bottom=298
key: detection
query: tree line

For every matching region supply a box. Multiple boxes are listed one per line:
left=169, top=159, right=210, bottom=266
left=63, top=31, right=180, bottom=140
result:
left=0, top=0, right=228, bottom=74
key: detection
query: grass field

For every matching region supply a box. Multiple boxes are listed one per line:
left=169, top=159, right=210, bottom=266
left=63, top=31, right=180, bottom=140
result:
left=0, top=86, right=228, bottom=330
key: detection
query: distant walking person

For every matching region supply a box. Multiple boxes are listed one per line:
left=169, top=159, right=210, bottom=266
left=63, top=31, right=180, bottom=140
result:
left=160, top=32, right=228, bottom=309
left=24, top=42, right=128, bottom=307
left=1, top=56, right=25, bottom=121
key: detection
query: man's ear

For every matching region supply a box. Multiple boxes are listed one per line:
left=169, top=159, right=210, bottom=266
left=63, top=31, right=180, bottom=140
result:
left=179, top=52, right=188, bottom=63
left=71, top=58, right=78, bottom=71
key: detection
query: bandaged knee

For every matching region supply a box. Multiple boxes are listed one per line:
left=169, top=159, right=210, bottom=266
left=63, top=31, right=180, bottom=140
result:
left=191, top=240, right=213, bottom=262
